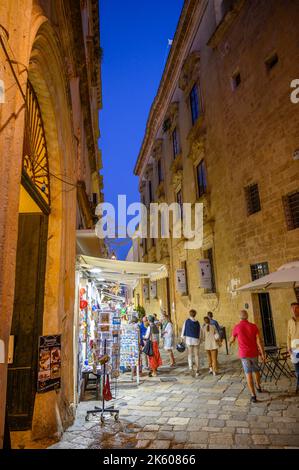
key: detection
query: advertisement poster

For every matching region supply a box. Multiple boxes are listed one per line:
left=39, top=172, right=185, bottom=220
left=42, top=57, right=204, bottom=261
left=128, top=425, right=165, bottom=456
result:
left=37, top=334, right=61, bottom=393
left=176, top=269, right=187, bottom=294
left=199, top=259, right=212, bottom=289
left=150, top=281, right=157, bottom=299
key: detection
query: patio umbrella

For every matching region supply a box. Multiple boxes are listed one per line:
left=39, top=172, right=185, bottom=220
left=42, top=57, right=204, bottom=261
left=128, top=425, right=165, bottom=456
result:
left=237, top=261, right=299, bottom=292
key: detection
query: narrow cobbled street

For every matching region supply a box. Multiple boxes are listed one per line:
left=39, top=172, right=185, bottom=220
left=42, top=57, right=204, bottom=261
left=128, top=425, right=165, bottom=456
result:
left=50, top=350, right=299, bottom=450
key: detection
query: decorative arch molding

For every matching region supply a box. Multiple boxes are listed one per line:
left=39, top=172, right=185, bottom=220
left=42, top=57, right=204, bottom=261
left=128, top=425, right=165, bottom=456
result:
left=26, top=17, right=78, bottom=438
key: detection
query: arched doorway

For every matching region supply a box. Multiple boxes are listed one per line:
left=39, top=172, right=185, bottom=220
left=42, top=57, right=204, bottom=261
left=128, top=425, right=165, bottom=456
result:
left=7, top=80, right=51, bottom=430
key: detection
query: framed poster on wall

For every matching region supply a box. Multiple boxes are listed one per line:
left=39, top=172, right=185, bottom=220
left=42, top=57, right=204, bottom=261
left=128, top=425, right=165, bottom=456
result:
left=176, top=268, right=187, bottom=294
left=143, top=282, right=149, bottom=300
left=150, top=281, right=157, bottom=299
left=199, top=259, right=212, bottom=289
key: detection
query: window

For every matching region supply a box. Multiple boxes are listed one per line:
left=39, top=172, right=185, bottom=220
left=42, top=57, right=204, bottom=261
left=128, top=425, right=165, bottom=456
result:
left=204, top=248, right=216, bottom=293
left=283, top=191, right=299, bottom=230
left=157, top=159, right=163, bottom=184
left=250, top=262, right=269, bottom=281
left=176, top=189, right=183, bottom=219
left=189, top=84, right=200, bottom=125
left=196, top=160, right=207, bottom=198
left=172, top=127, right=180, bottom=158
left=232, top=70, right=241, bottom=90
left=245, top=183, right=261, bottom=215
left=148, top=180, right=153, bottom=203
left=265, top=53, right=278, bottom=71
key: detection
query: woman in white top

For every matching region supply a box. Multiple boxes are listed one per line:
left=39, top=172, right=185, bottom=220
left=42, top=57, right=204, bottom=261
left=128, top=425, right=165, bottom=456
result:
left=202, top=316, right=220, bottom=375
left=162, top=315, right=176, bottom=367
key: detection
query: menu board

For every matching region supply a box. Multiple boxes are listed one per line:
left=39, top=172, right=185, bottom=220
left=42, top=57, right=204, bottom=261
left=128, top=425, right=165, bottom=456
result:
left=120, top=324, right=139, bottom=368
left=37, top=335, right=61, bottom=393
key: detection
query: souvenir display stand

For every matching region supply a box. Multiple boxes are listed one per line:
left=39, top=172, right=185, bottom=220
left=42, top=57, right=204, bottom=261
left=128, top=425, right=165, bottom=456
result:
left=85, top=308, right=121, bottom=424
left=120, top=323, right=140, bottom=385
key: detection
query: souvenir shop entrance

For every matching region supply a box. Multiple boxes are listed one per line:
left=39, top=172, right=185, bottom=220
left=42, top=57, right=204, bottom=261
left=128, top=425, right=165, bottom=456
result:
left=74, top=255, right=168, bottom=416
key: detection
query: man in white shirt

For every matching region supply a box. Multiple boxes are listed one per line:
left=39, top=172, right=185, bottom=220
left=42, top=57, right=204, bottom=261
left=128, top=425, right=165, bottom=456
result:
left=181, top=309, right=201, bottom=376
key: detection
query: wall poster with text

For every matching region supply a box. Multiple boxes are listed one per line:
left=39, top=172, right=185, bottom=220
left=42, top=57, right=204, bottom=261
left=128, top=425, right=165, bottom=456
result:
left=37, top=334, right=61, bottom=393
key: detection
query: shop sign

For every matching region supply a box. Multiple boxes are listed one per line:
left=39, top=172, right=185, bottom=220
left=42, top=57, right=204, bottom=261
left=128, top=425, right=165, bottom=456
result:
left=150, top=281, right=157, bottom=299
left=199, top=259, right=212, bottom=289
left=176, top=269, right=187, bottom=294
left=37, top=334, right=61, bottom=393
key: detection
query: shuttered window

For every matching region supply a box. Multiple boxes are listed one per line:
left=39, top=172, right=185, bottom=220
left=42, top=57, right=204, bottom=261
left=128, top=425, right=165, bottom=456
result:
left=245, top=183, right=261, bottom=215
left=283, top=191, right=299, bottom=230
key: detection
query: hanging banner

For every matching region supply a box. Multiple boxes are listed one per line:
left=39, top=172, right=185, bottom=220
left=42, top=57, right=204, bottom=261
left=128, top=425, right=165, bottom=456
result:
left=199, top=259, right=212, bottom=289
left=150, top=281, right=157, bottom=299
left=176, top=269, right=187, bottom=294
left=37, top=334, right=61, bottom=393
left=143, top=282, right=149, bottom=300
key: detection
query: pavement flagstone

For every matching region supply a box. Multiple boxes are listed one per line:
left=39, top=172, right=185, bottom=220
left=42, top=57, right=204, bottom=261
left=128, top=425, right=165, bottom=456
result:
left=47, top=349, right=299, bottom=450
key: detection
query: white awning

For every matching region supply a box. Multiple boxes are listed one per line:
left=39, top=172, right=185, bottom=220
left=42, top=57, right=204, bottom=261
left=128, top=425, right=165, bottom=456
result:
left=237, top=261, right=299, bottom=292
left=77, top=254, right=168, bottom=287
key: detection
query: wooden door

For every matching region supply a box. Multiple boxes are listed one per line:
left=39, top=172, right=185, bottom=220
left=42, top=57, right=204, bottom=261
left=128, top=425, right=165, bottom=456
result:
left=7, top=213, right=48, bottom=430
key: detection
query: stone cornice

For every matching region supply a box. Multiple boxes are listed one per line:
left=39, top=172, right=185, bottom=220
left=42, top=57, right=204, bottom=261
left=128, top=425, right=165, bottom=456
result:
left=64, top=0, right=101, bottom=173
left=134, top=0, right=209, bottom=176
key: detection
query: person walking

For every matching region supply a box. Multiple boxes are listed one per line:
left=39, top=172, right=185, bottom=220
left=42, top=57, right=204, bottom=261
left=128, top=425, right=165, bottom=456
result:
left=207, top=311, right=222, bottom=367
left=162, top=314, right=176, bottom=367
left=143, top=314, right=162, bottom=377
left=287, top=302, right=299, bottom=394
left=207, top=311, right=221, bottom=335
left=229, top=310, right=266, bottom=403
left=202, top=316, right=219, bottom=376
left=181, top=309, right=201, bottom=377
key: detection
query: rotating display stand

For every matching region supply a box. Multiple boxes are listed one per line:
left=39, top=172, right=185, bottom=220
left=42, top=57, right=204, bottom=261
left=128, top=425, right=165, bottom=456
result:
left=85, top=309, right=121, bottom=424
left=85, top=338, right=119, bottom=424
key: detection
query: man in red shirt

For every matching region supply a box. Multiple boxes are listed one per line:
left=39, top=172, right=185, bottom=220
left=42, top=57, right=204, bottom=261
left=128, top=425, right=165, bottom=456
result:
left=229, top=310, right=266, bottom=403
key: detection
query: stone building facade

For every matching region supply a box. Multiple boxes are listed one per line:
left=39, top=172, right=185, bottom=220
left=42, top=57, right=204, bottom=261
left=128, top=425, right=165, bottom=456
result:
left=134, top=0, right=299, bottom=340
left=0, top=0, right=104, bottom=448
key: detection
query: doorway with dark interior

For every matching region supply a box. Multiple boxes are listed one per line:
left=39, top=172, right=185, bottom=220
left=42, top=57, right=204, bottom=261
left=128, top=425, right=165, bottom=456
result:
left=258, top=292, right=276, bottom=347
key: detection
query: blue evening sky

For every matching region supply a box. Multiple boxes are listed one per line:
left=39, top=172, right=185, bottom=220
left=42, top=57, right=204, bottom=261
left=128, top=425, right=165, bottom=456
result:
left=100, top=0, right=184, bottom=259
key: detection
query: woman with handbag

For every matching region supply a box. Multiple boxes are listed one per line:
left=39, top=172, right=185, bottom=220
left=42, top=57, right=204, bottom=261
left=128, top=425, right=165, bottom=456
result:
left=143, top=314, right=162, bottom=377
left=202, top=316, right=220, bottom=376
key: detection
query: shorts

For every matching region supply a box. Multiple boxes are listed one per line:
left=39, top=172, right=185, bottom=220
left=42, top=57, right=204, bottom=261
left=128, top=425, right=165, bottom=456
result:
left=241, top=357, right=260, bottom=374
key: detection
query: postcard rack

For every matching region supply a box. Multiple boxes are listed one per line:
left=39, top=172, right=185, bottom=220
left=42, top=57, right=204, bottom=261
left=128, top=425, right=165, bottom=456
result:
left=85, top=309, right=121, bottom=424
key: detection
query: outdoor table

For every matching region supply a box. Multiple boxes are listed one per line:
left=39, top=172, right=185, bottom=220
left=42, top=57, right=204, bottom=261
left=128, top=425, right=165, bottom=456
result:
left=259, top=346, right=295, bottom=383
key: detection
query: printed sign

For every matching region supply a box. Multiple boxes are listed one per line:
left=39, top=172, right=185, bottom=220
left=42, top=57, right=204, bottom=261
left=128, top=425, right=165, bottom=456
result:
left=150, top=281, right=157, bottom=299
left=37, top=335, right=61, bottom=393
left=176, top=269, right=187, bottom=294
left=199, top=259, right=212, bottom=289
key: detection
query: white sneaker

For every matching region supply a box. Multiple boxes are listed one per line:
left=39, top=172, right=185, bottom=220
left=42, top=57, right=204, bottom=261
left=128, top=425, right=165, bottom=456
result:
left=213, top=371, right=217, bottom=376
left=209, top=367, right=213, bottom=374
left=195, top=372, right=200, bottom=377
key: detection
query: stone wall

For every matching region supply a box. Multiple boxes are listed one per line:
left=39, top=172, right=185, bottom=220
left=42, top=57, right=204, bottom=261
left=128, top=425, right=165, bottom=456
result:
left=135, top=0, right=299, bottom=348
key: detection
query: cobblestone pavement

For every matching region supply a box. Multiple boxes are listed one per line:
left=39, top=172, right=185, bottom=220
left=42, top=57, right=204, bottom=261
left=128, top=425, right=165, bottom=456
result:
left=49, top=350, right=299, bottom=450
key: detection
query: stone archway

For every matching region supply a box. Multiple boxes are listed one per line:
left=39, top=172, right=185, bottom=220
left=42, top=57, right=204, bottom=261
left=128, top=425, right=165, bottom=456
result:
left=12, top=17, right=77, bottom=443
